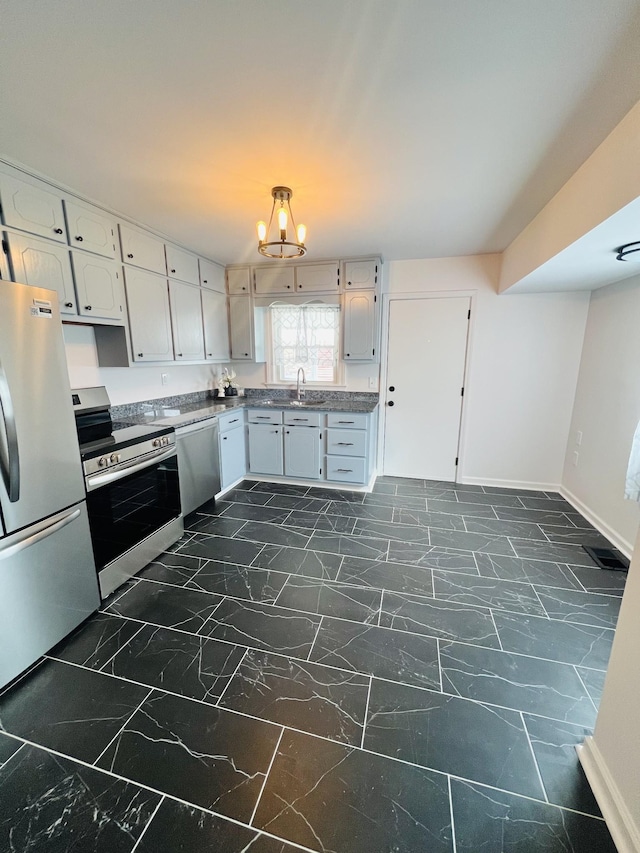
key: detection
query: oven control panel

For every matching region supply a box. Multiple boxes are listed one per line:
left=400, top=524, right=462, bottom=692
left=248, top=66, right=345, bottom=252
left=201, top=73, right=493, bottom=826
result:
left=83, top=433, right=176, bottom=477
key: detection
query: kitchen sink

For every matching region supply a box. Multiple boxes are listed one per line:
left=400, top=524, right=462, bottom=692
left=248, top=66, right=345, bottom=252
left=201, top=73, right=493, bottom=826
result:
left=288, top=400, right=327, bottom=407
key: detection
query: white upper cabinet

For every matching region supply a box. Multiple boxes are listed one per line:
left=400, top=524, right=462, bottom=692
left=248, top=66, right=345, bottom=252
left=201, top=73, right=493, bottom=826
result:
left=227, top=267, right=251, bottom=293
left=253, top=265, right=295, bottom=295
left=64, top=199, right=117, bottom=259
left=119, top=223, right=166, bottom=275
left=165, top=244, right=200, bottom=285
left=343, top=290, right=378, bottom=360
left=0, top=174, right=66, bottom=243
left=168, top=280, right=205, bottom=360
left=343, top=259, right=379, bottom=289
left=70, top=252, right=124, bottom=321
left=6, top=232, right=76, bottom=314
left=202, top=288, right=230, bottom=361
left=124, top=268, right=173, bottom=361
left=295, top=262, right=339, bottom=293
left=199, top=258, right=225, bottom=292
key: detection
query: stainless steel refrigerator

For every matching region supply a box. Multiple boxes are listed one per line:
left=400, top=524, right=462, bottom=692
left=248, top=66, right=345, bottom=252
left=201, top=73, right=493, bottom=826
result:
left=0, top=280, right=100, bottom=689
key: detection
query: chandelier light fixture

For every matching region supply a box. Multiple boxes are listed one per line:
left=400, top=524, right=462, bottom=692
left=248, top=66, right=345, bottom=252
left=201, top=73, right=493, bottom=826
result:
left=256, top=186, right=307, bottom=259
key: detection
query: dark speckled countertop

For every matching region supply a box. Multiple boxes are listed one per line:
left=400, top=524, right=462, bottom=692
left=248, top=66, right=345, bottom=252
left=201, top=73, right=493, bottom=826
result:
left=113, top=390, right=378, bottom=431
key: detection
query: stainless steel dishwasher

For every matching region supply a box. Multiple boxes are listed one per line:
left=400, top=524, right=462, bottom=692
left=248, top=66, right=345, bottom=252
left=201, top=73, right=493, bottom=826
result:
left=175, top=419, right=221, bottom=515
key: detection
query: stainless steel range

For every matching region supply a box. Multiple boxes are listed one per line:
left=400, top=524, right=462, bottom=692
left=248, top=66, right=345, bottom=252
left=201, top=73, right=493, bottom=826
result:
left=72, top=387, right=183, bottom=599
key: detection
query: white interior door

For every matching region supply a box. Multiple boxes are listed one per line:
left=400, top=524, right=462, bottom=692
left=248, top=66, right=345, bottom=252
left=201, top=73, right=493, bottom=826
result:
left=383, top=296, right=470, bottom=481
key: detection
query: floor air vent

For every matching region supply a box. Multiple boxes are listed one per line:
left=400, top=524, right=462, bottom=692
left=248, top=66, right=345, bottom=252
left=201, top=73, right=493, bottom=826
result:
left=583, top=546, right=629, bottom=572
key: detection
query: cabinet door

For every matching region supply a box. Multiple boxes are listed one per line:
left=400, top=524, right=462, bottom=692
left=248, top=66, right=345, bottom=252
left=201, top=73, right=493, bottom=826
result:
left=249, top=424, right=283, bottom=475
left=71, top=252, right=124, bottom=321
left=253, top=265, right=295, bottom=295
left=343, top=259, right=379, bottom=289
left=0, top=174, right=66, bottom=243
left=124, top=268, right=173, bottom=361
left=295, top=262, right=339, bottom=293
left=7, top=232, right=76, bottom=314
left=284, top=426, right=320, bottom=479
left=202, top=289, right=230, bottom=361
left=228, top=295, right=253, bottom=360
left=220, top=425, right=248, bottom=490
left=119, top=224, right=167, bottom=274
left=64, top=200, right=117, bottom=258
left=165, top=244, right=200, bottom=285
left=200, top=258, right=225, bottom=292
left=343, top=290, right=377, bottom=361
left=227, top=267, right=251, bottom=293
left=168, top=280, right=205, bottom=360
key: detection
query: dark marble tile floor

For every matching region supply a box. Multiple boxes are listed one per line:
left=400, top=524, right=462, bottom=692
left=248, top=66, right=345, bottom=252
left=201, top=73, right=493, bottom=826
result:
left=0, top=476, right=624, bottom=852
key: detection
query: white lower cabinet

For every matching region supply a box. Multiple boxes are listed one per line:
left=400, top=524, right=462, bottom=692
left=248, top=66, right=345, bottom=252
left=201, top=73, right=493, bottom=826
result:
left=70, top=252, right=124, bottom=321
left=168, top=280, right=205, bottom=360
left=219, top=412, right=247, bottom=490
left=124, top=268, right=174, bottom=361
left=284, top=426, right=321, bottom=479
left=249, top=423, right=284, bottom=475
left=325, top=455, right=367, bottom=483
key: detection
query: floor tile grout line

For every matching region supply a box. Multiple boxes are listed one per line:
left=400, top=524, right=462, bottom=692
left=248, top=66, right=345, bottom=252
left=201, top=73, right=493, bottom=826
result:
left=377, top=590, right=384, bottom=627
left=488, top=609, right=504, bottom=651
left=92, top=686, right=155, bottom=769
left=98, top=589, right=614, bottom=673
left=0, top=741, right=26, bottom=770
left=520, top=711, right=549, bottom=804
left=249, top=726, right=286, bottom=828
left=531, top=585, right=551, bottom=619
left=97, top=622, right=148, bottom=674
left=360, top=676, right=373, bottom=750
left=129, top=795, right=165, bottom=853
left=0, top=656, right=46, bottom=699
left=447, top=775, right=458, bottom=853
left=573, top=666, right=600, bottom=715
left=436, top=638, right=444, bottom=692
left=306, top=615, right=324, bottom=662
left=214, top=647, right=250, bottom=708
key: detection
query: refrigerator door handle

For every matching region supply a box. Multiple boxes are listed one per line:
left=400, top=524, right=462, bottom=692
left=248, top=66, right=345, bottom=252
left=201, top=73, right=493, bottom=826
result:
left=0, top=360, right=20, bottom=502
left=0, top=507, right=81, bottom=561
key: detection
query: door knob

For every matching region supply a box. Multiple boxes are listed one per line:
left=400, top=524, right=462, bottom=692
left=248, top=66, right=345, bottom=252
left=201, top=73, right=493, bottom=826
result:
left=388, top=400, right=395, bottom=406
left=389, top=386, right=395, bottom=392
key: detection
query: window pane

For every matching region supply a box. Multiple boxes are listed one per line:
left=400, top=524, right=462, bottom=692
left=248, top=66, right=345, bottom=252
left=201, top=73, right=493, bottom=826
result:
left=270, top=304, right=340, bottom=383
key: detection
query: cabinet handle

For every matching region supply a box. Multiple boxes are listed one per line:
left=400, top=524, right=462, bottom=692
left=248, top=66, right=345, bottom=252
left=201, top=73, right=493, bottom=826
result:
left=84, top=305, right=92, bottom=310
left=336, top=442, right=354, bottom=446
left=336, top=468, right=353, bottom=473
left=75, top=235, right=83, bottom=241
left=64, top=302, right=73, bottom=308
left=171, top=268, right=176, bottom=273
left=127, top=253, right=134, bottom=258
left=244, top=352, right=248, bottom=357
left=338, top=420, right=354, bottom=424
left=222, top=436, right=227, bottom=440
left=346, top=353, right=350, bottom=357
left=207, top=352, right=212, bottom=356
left=54, top=228, right=63, bottom=234
left=137, top=352, right=144, bottom=357
left=292, top=418, right=308, bottom=421
left=229, top=419, right=239, bottom=424
left=203, top=279, right=208, bottom=283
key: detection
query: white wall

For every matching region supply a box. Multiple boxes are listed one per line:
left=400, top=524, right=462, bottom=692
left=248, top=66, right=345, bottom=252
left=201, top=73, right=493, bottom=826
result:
left=386, top=255, right=590, bottom=489
left=561, top=276, right=640, bottom=555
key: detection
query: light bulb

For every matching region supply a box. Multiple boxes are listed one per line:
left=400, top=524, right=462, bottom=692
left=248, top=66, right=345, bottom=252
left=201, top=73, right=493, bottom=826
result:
left=297, top=223, right=306, bottom=245
left=278, top=206, right=288, bottom=238
left=256, top=221, right=267, bottom=242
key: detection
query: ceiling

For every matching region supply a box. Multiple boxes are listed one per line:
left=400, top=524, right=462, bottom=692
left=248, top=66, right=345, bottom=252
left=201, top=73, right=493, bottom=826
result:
left=1, top=0, right=640, bottom=266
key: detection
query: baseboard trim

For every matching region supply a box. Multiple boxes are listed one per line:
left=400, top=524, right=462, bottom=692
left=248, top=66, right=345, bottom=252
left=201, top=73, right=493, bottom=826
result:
left=459, top=475, right=561, bottom=492
left=559, top=485, right=634, bottom=559
left=578, top=737, right=640, bottom=853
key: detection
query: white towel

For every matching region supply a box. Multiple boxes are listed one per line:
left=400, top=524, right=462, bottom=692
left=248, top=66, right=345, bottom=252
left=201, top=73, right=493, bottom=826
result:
left=625, top=419, right=640, bottom=502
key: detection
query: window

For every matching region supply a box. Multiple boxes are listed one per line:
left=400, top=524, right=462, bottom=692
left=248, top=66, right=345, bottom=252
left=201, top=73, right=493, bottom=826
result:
left=268, top=303, right=341, bottom=384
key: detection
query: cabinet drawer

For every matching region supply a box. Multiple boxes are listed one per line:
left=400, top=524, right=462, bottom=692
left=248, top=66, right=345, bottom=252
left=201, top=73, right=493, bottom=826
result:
left=325, top=455, right=366, bottom=483
left=248, top=409, right=283, bottom=425
left=326, top=428, right=366, bottom=457
left=218, top=412, right=245, bottom=433
left=326, top=412, right=368, bottom=430
left=284, top=411, right=321, bottom=427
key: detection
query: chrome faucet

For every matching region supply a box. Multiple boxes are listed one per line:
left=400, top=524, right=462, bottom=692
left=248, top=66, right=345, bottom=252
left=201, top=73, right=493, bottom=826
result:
left=296, top=367, right=306, bottom=400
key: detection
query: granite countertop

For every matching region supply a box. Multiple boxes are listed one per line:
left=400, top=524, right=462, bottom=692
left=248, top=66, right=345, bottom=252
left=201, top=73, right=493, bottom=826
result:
left=116, top=395, right=378, bottom=431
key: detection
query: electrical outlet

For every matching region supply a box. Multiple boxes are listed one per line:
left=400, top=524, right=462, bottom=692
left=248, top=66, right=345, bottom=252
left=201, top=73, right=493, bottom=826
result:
left=368, top=376, right=377, bottom=389
left=161, top=373, right=169, bottom=386
left=576, top=431, right=583, bottom=446
left=573, top=451, right=579, bottom=467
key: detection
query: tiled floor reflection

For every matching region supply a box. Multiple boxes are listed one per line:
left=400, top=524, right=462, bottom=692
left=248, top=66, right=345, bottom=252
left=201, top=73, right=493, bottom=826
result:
left=0, top=476, right=624, bottom=852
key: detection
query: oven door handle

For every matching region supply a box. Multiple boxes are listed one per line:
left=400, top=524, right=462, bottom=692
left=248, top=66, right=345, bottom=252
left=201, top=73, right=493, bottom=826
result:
left=85, top=446, right=176, bottom=492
